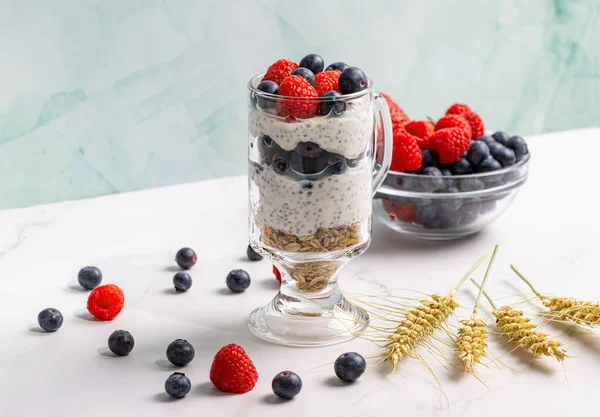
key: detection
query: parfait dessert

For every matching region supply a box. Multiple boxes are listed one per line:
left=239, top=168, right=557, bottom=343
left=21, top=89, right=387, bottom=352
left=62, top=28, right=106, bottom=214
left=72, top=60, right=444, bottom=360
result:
left=247, top=54, right=392, bottom=346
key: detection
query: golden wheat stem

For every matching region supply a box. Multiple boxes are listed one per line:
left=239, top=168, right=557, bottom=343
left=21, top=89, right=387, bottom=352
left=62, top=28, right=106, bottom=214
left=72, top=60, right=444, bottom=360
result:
left=510, top=264, right=543, bottom=299
left=473, top=245, right=499, bottom=315
left=451, top=255, right=488, bottom=297
left=470, top=279, right=498, bottom=309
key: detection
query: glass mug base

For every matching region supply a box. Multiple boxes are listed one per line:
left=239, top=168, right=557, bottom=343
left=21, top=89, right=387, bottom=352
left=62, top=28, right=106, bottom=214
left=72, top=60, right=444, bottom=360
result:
left=248, top=282, right=370, bottom=347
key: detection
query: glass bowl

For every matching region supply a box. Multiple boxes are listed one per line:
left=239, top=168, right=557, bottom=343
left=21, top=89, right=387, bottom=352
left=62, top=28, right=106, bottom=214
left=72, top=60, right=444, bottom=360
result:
left=374, top=154, right=530, bottom=240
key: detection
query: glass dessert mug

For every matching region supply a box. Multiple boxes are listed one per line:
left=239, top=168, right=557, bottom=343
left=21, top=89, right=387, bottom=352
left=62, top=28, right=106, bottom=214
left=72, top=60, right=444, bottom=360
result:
left=247, top=74, right=393, bottom=346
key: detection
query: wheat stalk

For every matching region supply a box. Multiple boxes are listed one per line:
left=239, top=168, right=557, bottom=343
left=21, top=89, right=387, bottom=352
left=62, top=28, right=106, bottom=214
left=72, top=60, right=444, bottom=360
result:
left=382, top=255, right=487, bottom=372
left=511, top=265, right=600, bottom=327
left=456, top=245, right=498, bottom=373
left=471, top=280, right=567, bottom=362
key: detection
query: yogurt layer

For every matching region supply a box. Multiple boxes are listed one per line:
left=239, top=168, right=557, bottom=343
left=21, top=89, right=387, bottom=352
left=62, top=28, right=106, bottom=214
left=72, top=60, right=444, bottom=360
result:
left=249, top=100, right=373, bottom=159
left=250, top=162, right=373, bottom=236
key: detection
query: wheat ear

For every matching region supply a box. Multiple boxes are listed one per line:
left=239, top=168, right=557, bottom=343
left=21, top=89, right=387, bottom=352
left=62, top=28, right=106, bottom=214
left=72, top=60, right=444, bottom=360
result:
left=383, top=255, right=487, bottom=372
left=457, top=246, right=498, bottom=373
left=471, top=279, right=567, bottom=362
left=511, top=265, right=600, bottom=327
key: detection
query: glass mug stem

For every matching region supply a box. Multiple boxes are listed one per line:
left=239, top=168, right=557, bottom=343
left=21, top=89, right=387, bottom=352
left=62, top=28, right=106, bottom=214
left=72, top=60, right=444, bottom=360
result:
left=247, top=74, right=393, bottom=347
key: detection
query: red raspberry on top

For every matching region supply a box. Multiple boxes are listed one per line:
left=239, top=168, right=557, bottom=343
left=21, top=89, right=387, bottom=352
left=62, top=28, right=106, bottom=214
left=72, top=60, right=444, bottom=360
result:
left=390, top=129, right=422, bottom=172
left=434, top=114, right=471, bottom=150
left=404, top=120, right=435, bottom=149
left=276, top=75, right=319, bottom=119
left=314, top=70, right=341, bottom=96
left=87, top=284, right=125, bottom=321
left=461, top=111, right=485, bottom=140
left=262, top=59, right=298, bottom=85
left=431, top=127, right=471, bottom=165
left=210, top=344, right=258, bottom=394
left=445, top=103, right=471, bottom=116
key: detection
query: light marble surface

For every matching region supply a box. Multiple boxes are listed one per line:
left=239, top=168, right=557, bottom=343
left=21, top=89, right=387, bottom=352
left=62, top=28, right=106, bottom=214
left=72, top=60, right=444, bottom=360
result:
left=1, top=128, right=600, bottom=417
left=1, top=0, right=598, bottom=210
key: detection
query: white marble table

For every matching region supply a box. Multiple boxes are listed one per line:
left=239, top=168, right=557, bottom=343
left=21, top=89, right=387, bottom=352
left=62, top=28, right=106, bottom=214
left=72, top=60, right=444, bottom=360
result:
left=1, top=128, right=599, bottom=417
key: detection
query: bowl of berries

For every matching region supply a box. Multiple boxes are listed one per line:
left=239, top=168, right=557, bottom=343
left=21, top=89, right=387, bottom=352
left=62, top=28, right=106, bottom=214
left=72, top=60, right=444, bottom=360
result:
left=374, top=100, right=530, bottom=240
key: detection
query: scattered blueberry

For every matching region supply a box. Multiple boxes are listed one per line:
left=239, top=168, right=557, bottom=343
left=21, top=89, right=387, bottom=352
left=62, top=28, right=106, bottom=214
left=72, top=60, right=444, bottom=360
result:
left=458, top=178, right=485, bottom=192
left=166, top=339, right=195, bottom=367
left=334, top=352, right=367, bottom=382
left=421, top=150, right=438, bottom=168
left=37, top=308, right=63, bottom=332
left=416, top=204, right=438, bottom=225
left=295, top=141, right=322, bottom=158
left=477, top=135, right=494, bottom=145
left=299, top=54, right=325, bottom=74
left=246, top=245, right=263, bottom=261
left=320, top=91, right=346, bottom=116
left=226, top=269, right=251, bottom=293
left=256, top=80, right=279, bottom=109
left=291, top=67, right=316, bottom=85
left=492, top=131, right=511, bottom=146
left=507, top=135, right=528, bottom=161
left=476, top=157, right=503, bottom=173
left=419, top=166, right=444, bottom=191
left=325, top=61, right=349, bottom=72
left=466, top=141, right=490, bottom=166
left=165, top=372, right=191, bottom=398
left=78, top=266, right=103, bottom=290
left=173, top=272, right=193, bottom=292
left=338, top=67, right=368, bottom=95
left=108, top=330, right=135, bottom=356
left=449, top=157, right=473, bottom=175
left=272, top=371, right=302, bottom=399
left=175, top=248, right=197, bottom=270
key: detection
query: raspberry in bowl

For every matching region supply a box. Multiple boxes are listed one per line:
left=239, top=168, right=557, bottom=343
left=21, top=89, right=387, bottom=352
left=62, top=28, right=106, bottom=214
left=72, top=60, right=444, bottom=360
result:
left=375, top=100, right=530, bottom=240
left=247, top=54, right=394, bottom=346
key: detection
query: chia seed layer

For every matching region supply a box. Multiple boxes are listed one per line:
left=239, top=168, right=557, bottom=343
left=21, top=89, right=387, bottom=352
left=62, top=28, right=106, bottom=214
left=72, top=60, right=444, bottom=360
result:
left=250, top=162, right=372, bottom=237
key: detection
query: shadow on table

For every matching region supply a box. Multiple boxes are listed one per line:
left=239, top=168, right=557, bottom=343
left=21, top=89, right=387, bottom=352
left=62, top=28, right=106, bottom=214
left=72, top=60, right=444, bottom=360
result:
left=27, top=323, right=50, bottom=334
left=151, top=392, right=179, bottom=403
left=196, top=381, right=235, bottom=397
left=546, top=319, right=600, bottom=357
left=97, top=347, right=119, bottom=358
left=74, top=308, right=103, bottom=322
left=155, top=357, right=178, bottom=369
left=261, top=393, right=287, bottom=404
left=66, top=284, right=88, bottom=293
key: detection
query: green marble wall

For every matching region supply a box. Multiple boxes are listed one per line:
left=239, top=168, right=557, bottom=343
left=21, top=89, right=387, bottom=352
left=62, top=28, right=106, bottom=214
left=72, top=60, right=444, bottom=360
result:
left=0, top=0, right=598, bottom=210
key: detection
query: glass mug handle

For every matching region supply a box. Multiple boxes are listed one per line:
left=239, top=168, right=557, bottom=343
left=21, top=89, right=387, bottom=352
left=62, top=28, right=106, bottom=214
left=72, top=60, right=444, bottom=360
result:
left=372, top=93, right=393, bottom=195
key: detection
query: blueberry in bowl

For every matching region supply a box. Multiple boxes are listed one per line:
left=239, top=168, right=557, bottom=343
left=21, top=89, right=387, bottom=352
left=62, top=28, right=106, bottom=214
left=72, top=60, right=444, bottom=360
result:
left=375, top=131, right=530, bottom=240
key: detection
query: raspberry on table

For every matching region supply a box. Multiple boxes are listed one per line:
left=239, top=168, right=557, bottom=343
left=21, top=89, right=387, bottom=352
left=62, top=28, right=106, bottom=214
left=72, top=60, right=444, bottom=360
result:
left=262, top=59, right=298, bottom=85
left=404, top=120, right=435, bottom=149
left=432, top=127, right=471, bottom=165
left=314, top=70, right=341, bottom=97
left=390, top=129, right=422, bottom=172
left=445, top=103, right=472, bottom=115
left=276, top=75, right=319, bottom=119
left=87, top=284, right=125, bottom=321
left=210, top=344, right=258, bottom=394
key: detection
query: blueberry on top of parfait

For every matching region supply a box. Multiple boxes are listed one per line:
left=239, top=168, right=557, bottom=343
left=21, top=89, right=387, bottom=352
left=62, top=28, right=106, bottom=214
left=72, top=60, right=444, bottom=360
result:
left=299, top=54, right=325, bottom=74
